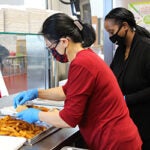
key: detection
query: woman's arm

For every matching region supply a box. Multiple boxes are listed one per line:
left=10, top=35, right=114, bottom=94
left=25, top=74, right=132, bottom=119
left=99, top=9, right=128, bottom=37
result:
left=38, top=87, right=70, bottom=127
left=39, top=109, right=71, bottom=128
left=38, top=86, right=66, bottom=101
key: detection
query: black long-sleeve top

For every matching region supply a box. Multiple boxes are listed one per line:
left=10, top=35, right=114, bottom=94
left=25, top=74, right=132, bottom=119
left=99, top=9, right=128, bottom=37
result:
left=110, top=32, right=150, bottom=140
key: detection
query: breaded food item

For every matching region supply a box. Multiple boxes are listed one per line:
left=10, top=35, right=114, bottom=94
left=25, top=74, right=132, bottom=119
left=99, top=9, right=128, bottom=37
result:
left=16, top=105, right=28, bottom=112
left=31, top=105, right=49, bottom=112
left=16, top=105, right=50, bottom=112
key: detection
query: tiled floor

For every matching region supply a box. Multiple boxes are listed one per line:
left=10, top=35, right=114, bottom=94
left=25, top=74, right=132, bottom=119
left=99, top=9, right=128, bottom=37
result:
left=3, top=73, right=27, bottom=95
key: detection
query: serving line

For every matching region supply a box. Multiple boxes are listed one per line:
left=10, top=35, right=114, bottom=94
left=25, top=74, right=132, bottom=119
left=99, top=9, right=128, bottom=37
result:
left=0, top=95, right=80, bottom=150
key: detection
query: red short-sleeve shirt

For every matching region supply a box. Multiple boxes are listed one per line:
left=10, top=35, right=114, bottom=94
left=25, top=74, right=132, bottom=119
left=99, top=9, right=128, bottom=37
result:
left=59, top=48, right=142, bottom=150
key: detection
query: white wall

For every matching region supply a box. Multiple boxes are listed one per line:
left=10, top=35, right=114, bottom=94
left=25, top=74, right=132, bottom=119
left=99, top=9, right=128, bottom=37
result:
left=48, top=0, right=72, bottom=15
left=0, top=0, right=24, bottom=5
left=90, top=0, right=103, bottom=18
left=24, top=0, right=46, bottom=9
left=0, top=0, right=47, bottom=9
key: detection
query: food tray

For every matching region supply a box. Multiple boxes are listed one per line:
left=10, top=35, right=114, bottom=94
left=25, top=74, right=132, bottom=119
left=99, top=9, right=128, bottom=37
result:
left=0, top=105, right=61, bottom=145
left=0, top=114, right=60, bottom=145
left=27, top=98, right=64, bottom=108
left=25, top=122, right=60, bottom=145
left=26, top=127, right=60, bottom=145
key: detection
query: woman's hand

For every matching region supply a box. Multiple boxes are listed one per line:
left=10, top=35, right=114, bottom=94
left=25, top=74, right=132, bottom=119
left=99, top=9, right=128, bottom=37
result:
left=13, top=89, right=38, bottom=108
left=16, top=108, right=40, bottom=123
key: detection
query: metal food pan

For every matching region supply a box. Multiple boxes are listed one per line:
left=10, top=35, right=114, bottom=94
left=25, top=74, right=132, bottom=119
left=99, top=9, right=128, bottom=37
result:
left=0, top=115, right=59, bottom=145
left=26, top=124, right=60, bottom=145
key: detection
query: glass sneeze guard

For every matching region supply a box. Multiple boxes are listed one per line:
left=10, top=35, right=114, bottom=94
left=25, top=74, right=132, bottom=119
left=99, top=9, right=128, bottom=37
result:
left=0, top=32, right=48, bottom=96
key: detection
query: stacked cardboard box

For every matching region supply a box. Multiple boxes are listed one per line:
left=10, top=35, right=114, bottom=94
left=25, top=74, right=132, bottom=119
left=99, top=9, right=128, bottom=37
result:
left=27, top=9, right=49, bottom=33
left=27, top=9, right=61, bottom=33
left=3, top=8, right=29, bottom=33
left=0, top=9, right=4, bottom=32
left=0, top=8, right=61, bottom=33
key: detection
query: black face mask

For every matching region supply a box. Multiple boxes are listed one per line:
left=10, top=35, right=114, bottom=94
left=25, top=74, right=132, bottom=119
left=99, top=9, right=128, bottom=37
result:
left=109, top=26, right=128, bottom=46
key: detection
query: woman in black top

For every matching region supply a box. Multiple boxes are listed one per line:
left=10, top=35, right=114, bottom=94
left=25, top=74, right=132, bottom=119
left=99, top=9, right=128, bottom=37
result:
left=104, top=7, right=150, bottom=150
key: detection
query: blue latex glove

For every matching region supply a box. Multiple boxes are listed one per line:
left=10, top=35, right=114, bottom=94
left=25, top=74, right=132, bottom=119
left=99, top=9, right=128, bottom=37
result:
left=16, top=108, right=40, bottom=123
left=13, top=89, right=38, bottom=108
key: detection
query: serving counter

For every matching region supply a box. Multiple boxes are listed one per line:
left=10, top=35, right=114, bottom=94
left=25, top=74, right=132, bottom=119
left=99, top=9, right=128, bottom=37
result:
left=21, top=127, right=79, bottom=150
left=0, top=95, right=80, bottom=150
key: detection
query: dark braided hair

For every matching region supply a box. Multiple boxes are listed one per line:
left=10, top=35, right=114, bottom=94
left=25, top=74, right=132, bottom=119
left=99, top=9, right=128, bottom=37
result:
left=105, top=7, right=150, bottom=38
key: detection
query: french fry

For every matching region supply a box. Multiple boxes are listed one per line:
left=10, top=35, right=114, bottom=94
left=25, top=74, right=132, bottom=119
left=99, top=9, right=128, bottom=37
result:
left=0, top=115, right=46, bottom=139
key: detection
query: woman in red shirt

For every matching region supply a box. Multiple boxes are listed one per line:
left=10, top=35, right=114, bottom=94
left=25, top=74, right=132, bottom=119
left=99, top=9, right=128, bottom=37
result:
left=14, top=13, right=142, bottom=150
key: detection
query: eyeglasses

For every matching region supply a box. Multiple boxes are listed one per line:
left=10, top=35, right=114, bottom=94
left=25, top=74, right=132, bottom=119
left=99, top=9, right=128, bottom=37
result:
left=46, top=40, right=59, bottom=50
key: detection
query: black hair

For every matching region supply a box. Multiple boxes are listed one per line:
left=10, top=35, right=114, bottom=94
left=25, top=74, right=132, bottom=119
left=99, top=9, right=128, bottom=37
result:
left=41, top=13, right=96, bottom=47
left=105, top=7, right=150, bottom=38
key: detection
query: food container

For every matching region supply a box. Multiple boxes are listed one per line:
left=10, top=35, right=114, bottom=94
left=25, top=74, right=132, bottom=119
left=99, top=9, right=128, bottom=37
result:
left=0, top=106, right=60, bottom=145
left=25, top=121, right=59, bottom=145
